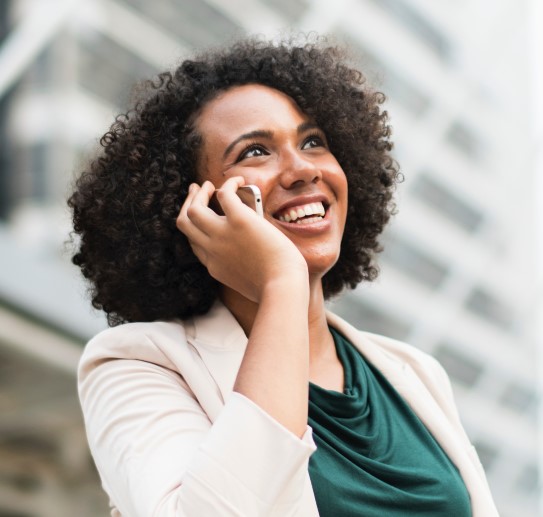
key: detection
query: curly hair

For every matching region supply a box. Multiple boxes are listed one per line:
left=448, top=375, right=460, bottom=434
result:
left=68, top=35, right=400, bottom=326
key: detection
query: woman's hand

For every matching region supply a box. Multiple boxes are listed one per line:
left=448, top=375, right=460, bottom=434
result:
left=176, top=177, right=308, bottom=303
left=178, top=177, right=311, bottom=437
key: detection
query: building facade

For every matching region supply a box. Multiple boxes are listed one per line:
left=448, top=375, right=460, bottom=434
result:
left=0, top=0, right=539, bottom=515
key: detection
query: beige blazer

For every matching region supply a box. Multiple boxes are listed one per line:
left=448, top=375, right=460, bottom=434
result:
left=78, top=301, right=498, bottom=516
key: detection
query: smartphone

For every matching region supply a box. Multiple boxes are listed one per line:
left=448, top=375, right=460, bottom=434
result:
left=209, top=185, right=264, bottom=217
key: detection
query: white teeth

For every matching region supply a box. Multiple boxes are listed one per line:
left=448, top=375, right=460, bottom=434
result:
left=278, top=201, right=326, bottom=222
left=312, top=203, right=325, bottom=217
left=295, top=216, right=323, bottom=225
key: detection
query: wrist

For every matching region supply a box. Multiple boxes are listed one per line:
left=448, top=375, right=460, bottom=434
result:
left=260, top=269, right=309, bottom=304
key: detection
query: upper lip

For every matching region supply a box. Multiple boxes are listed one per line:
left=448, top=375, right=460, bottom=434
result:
left=272, top=193, right=331, bottom=219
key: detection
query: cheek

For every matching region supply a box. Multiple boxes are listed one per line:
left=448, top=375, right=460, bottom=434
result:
left=329, top=169, right=348, bottom=203
left=233, top=173, right=276, bottom=201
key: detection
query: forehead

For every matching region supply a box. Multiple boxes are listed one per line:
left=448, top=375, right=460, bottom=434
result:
left=195, top=84, right=309, bottom=143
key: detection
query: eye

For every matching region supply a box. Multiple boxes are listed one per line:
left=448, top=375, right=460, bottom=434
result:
left=302, top=133, right=326, bottom=150
left=236, top=143, right=269, bottom=163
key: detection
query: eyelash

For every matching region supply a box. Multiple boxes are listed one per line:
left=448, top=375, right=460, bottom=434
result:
left=303, top=132, right=326, bottom=149
left=235, top=141, right=267, bottom=163
left=234, top=132, right=327, bottom=163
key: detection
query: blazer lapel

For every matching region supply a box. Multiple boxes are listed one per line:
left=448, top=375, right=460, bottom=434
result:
left=326, top=311, right=497, bottom=516
left=327, top=311, right=462, bottom=440
left=178, top=304, right=494, bottom=515
left=184, top=301, right=248, bottom=406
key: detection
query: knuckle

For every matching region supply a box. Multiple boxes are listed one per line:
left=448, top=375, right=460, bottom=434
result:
left=176, top=212, right=186, bottom=229
left=186, top=205, right=199, bottom=220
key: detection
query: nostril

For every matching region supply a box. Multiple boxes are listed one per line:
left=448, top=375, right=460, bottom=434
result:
left=290, top=179, right=307, bottom=188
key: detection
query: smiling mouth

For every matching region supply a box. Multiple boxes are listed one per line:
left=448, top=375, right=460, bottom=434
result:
left=274, top=201, right=327, bottom=224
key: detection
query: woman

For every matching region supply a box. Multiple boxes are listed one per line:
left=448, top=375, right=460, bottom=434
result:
left=70, top=36, right=497, bottom=516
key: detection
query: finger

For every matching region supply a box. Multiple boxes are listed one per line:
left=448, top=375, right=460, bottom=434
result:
left=184, top=181, right=225, bottom=234
left=190, top=180, right=216, bottom=208
left=176, top=183, right=212, bottom=240
left=186, top=241, right=208, bottom=267
left=177, top=183, right=199, bottom=230
left=178, top=183, right=200, bottom=219
left=215, top=177, right=252, bottom=218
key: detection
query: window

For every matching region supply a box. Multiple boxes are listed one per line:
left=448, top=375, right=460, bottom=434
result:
left=434, top=344, right=483, bottom=387
left=446, top=121, right=484, bottom=161
left=465, top=287, right=513, bottom=330
left=367, top=0, right=451, bottom=61
left=78, top=33, right=158, bottom=108
left=411, top=173, right=484, bottom=232
left=343, top=40, right=430, bottom=117
left=500, top=383, right=537, bottom=415
left=29, top=142, right=48, bottom=201
left=515, top=463, right=539, bottom=494
left=330, top=295, right=411, bottom=341
left=24, top=47, right=53, bottom=90
left=383, top=66, right=431, bottom=116
left=383, top=234, right=448, bottom=288
left=471, top=440, right=498, bottom=471
left=260, top=0, right=308, bottom=22
left=130, top=0, right=241, bottom=47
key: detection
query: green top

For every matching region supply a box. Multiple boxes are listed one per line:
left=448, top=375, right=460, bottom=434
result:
left=307, top=328, right=471, bottom=516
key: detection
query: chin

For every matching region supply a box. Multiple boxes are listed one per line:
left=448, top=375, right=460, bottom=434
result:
left=302, top=248, right=341, bottom=279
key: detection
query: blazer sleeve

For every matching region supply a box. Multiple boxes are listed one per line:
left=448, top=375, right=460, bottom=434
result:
left=78, top=334, right=316, bottom=517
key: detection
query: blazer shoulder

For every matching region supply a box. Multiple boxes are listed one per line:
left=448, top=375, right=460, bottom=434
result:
left=328, top=310, right=440, bottom=371
left=361, top=330, right=442, bottom=369
left=327, top=311, right=451, bottom=398
left=79, top=320, right=190, bottom=378
left=88, top=320, right=187, bottom=347
left=358, top=329, right=457, bottom=410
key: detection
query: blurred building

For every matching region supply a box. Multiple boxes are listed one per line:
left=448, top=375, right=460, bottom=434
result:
left=0, top=0, right=539, bottom=515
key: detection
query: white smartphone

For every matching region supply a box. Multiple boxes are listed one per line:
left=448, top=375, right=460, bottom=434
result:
left=209, top=185, right=264, bottom=217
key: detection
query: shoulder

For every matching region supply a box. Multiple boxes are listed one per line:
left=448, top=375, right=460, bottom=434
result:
left=78, top=300, right=245, bottom=394
left=86, top=319, right=188, bottom=351
left=327, top=310, right=467, bottom=433
left=78, top=320, right=190, bottom=380
left=361, top=330, right=445, bottom=374
left=327, top=309, right=436, bottom=365
left=326, top=310, right=453, bottom=400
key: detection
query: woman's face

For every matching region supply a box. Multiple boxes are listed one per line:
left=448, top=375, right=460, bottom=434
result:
left=194, top=83, right=348, bottom=278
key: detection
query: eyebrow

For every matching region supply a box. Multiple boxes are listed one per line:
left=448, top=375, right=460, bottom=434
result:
left=222, top=122, right=323, bottom=159
left=223, top=130, right=272, bottom=159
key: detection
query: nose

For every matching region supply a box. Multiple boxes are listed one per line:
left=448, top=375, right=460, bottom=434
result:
left=278, top=150, right=322, bottom=189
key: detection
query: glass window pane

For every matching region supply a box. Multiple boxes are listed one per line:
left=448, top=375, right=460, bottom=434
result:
left=260, top=0, right=309, bottom=22
left=471, top=440, right=499, bottom=471
left=515, top=464, right=539, bottom=494
left=500, top=383, right=536, bottom=414
left=465, top=287, right=513, bottom=330
left=367, top=0, right=451, bottom=61
left=341, top=39, right=430, bottom=116
left=411, top=173, right=484, bottom=232
left=78, top=33, right=158, bottom=107
left=383, top=234, right=448, bottom=288
left=129, top=0, right=241, bottom=47
left=434, top=344, right=483, bottom=387
left=330, top=295, right=411, bottom=341
left=446, top=121, right=484, bottom=161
